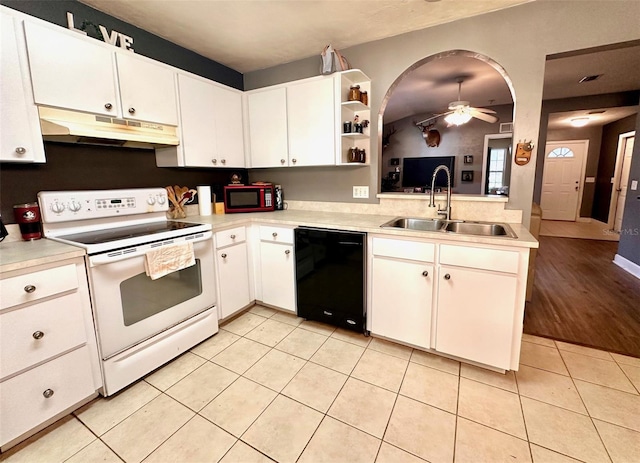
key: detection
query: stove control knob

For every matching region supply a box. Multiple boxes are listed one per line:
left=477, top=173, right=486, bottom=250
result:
left=147, top=196, right=156, bottom=206
left=156, top=195, right=166, bottom=205
left=51, top=201, right=65, bottom=213
left=68, top=201, right=82, bottom=212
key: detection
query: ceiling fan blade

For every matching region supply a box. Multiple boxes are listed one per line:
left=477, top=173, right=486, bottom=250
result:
left=468, top=107, right=497, bottom=114
left=470, top=110, right=499, bottom=123
left=416, top=112, right=449, bottom=126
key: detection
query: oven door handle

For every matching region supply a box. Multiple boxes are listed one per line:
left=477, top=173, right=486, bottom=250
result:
left=88, top=231, right=213, bottom=267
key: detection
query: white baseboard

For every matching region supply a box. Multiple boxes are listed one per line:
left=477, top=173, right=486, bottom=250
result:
left=613, top=254, right=640, bottom=280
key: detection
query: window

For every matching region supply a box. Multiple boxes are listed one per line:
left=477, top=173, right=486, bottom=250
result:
left=487, top=148, right=507, bottom=191
left=548, top=147, right=574, bottom=158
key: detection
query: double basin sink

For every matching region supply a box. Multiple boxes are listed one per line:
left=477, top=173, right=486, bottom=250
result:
left=381, top=217, right=517, bottom=239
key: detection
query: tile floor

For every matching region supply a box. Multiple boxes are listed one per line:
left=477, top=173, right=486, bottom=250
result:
left=539, top=219, right=619, bottom=241
left=3, top=307, right=640, bottom=463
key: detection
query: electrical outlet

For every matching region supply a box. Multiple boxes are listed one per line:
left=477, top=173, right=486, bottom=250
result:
left=353, top=186, right=369, bottom=199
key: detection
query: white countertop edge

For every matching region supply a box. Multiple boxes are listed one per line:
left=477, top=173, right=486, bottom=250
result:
left=377, top=193, right=509, bottom=202
left=0, top=239, right=86, bottom=274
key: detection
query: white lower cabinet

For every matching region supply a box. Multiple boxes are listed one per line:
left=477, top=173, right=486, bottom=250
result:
left=215, top=227, right=252, bottom=319
left=258, top=225, right=296, bottom=312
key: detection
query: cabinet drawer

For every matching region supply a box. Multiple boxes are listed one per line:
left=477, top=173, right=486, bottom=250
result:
left=215, top=226, right=246, bottom=248
left=0, top=292, right=87, bottom=379
left=439, top=244, right=519, bottom=274
left=0, top=346, right=96, bottom=446
left=259, top=225, right=294, bottom=244
left=0, top=264, right=78, bottom=310
left=372, top=237, right=435, bottom=262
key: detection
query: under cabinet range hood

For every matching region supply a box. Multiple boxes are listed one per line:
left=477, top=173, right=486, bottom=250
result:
left=38, top=107, right=180, bottom=149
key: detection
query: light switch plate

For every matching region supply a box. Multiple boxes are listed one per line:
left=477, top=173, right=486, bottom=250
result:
left=353, top=186, right=369, bottom=198
left=631, top=180, right=638, bottom=191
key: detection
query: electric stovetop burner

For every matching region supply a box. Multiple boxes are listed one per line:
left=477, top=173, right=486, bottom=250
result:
left=57, top=221, right=202, bottom=245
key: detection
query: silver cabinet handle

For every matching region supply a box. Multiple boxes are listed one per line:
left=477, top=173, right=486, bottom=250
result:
left=444, top=274, right=451, bottom=280
left=230, top=234, right=236, bottom=239
left=15, top=147, right=26, bottom=155
left=32, top=331, right=44, bottom=340
left=272, top=232, right=278, bottom=237
left=212, top=159, right=217, bottom=164
left=24, top=285, right=36, bottom=293
left=221, top=159, right=226, bottom=164
left=291, top=158, right=297, bottom=164
left=128, top=107, right=136, bottom=114
left=104, top=103, right=112, bottom=110
left=280, top=159, right=286, bottom=164
left=285, top=250, right=290, bottom=255
left=43, top=389, right=54, bottom=399
left=422, top=271, right=429, bottom=277
left=221, top=253, right=227, bottom=258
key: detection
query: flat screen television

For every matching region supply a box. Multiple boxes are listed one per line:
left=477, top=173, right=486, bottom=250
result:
left=402, top=156, right=455, bottom=189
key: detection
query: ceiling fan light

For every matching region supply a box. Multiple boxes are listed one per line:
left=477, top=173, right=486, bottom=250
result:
left=570, top=117, right=589, bottom=127
left=444, top=110, right=472, bottom=126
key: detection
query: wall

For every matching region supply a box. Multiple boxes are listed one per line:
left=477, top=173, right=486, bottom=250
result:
left=245, top=1, right=640, bottom=226
left=381, top=105, right=513, bottom=194
left=0, top=0, right=242, bottom=89
left=617, top=114, right=640, bottom=266
left=546, top=125, right=603, bottom=217
left=593, top=114, right=637, bottom=223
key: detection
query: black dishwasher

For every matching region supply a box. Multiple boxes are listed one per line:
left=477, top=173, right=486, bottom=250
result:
left=295, top=227, right=366, bottom=333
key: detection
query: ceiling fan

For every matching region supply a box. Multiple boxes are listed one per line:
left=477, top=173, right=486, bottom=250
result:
left=416, top=78, right=499, bottom=127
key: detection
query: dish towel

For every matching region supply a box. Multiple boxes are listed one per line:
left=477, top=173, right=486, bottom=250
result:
left=144, top=242, right=195, bottom=280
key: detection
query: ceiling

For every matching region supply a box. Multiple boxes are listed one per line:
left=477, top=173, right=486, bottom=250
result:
left=547, top=107, right=638, bottom=130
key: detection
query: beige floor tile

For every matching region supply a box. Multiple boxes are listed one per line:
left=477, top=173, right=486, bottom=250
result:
left=249, top=305, right=278, bottom=317
left=328, top=377, right=396, bottom=438
left=561, top=351, right=635, bottom=393
left=455, top=417, right=532, bottom=463
left=352, top=349, right=409, bottom=392
left=593, top=419, right=640, bottom=463
left=555, top=341, right=613, bottom=360
left=245, top=318, right=296, bottom=347
left=102, top=394, right=194, bottom=463
left=242, top=395, right=323, bottom=463
left=331, top=328, right=372, bottom=347
left=460, top=363, right=517, bottom=392
left=144, top=351, right=206, bottom=391
left=575, top=379, right=640, bottom=432
left=384, top=395, right=456, bottom=463
left=521, top=396, right=610, bottom=463
left=620, top=363, right=640, bottom=393
left=190, top=330, right=240, bottom=360
left=221, top=312, right=267, bottom=336
left=144, top=415, right=236, bottom=463
left=74, top=380, right=160, bottom=436
left=200, top=377, right=277, bottom=437
left=458, top=377, right=526, bottom=439
left=281, top=362, right=348, bottom=413
left=211, top=337, right=270, bottom=374
left=368, top=337, right=413, bottom=360
left=530, top=444, right=583, bottom=463
left=299, top=320, right=337, bottom=336
left=298, top=416, right=380, bottom=463
left=399, top=362, right=458, bottom=413
left=611, top=353, right=640, bottom=368
left=375, top=443, right=427, bottom=463
left=522, top=333, right=556, bottom=347
left=275, top=327, right=328, bottom=360
left=66, top=439, right=121, bottom=463
left=166, top=362, right=238, bottom=411
left=520, top=341, right=569, bottom=376
left=243, top=349, right=306, bottom=392
left=516, top=365, right=587, bottom=414
left=410, top=350, right=460, bottom=375
left=1, top=416, right=95, bottom=463
left=310, top=337, right=365, bottom=375
left=219, top=441, right=273, bottom=463
left=270, top=311, right=304, bottom=326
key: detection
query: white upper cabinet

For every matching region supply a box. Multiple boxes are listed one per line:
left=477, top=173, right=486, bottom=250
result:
left=247, top=87, right=289, bottom=168
left=287, top=77, right=335, bottom=167
left=116, top=53, right=178, bottom=126
left=24, top=21, right=119, bottom=118
left=210, top=81, right=245, bottom=167
left=0, top=12, right=45, bottom=163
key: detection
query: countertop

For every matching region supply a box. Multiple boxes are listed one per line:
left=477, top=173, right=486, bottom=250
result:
left=0, top=238, right=86, bottom=274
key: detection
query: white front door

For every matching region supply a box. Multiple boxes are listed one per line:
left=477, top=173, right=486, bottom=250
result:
left=540, top=141, right=587, bottom=221
left=613, top=135, right=635, bottom=232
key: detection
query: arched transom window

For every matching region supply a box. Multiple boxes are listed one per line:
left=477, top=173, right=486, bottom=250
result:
left=548, top=147, right=575, bottom=158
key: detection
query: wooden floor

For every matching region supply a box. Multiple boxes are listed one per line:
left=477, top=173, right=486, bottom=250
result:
left=524, top=235, right=640, bottom=357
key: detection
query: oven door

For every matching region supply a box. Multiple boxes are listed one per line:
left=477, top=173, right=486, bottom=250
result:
left=87, top=232, right=215, bottom=359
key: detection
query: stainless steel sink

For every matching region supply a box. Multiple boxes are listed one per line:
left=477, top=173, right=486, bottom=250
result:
left=380, top=217, right=517, bottom=239
left=443, top=221, right=517, bottom=238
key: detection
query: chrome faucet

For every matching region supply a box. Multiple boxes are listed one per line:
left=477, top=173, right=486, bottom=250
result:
left=428, top=165, right=452, bottom=220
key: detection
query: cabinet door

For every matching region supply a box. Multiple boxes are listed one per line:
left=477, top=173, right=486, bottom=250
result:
left=116, top=53, right=178, bottom=125
left=217, top=243, right=251, bottom=319
left=287, top=78, right=335, bottom=166
left=212, top=85, right=245, bottom=167
left=371, top=257, right=433, bottom=349
left=260, top=242, right=296, bottom=312
left=24, top=21, right=119, bottom=117
left=436, top=266, right=517, bottom=369
left=247, top=87, right=288, bottom=168
left=0, top=14, right=45, bottom=163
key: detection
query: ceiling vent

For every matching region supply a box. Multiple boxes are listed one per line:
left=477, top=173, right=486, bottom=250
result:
left=579, top=74, right=602, bottom=83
